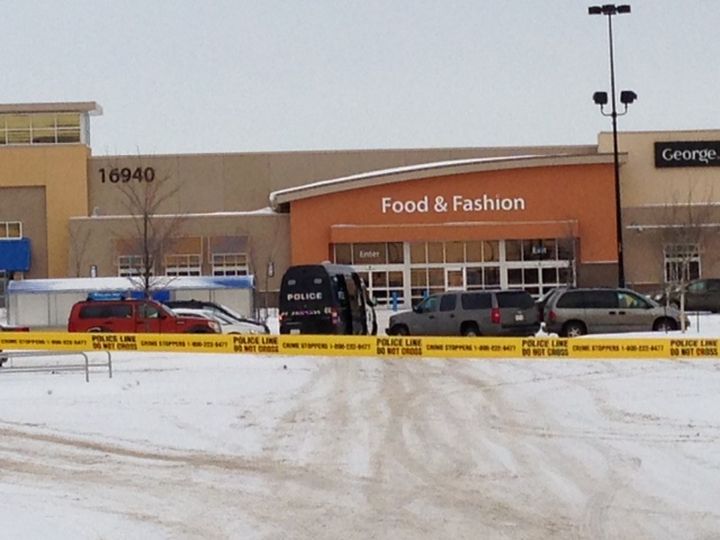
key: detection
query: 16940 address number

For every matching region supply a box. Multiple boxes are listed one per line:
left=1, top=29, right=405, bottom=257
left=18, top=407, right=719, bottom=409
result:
left=99, top=167, right=155, bottom=183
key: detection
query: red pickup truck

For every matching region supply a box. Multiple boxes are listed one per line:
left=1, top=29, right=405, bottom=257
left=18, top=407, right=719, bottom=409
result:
left=67, top=298, right=220, bottom=334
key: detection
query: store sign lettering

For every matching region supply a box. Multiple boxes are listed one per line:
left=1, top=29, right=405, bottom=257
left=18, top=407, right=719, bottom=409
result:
left=380, top=195, right=526, bottom=214
left=357, top=250, right=381, bottom=259
left=655, top=141, right=720, bottom=168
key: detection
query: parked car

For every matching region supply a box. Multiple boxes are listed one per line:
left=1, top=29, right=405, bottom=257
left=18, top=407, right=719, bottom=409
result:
left=1, top=323, right=31, bottom=366
left=653, top=278, right=720, bottom=313
left=386, top=289, right=540, bottom=337
left=163, top=300, right=270, bottom=334
left=279, top=263, right=377, bottom=335
left=68, top=298, right=221, bottom=333
left=171, top=307, right=267, bottom=334
left=543, top=287, right=687, bottom=337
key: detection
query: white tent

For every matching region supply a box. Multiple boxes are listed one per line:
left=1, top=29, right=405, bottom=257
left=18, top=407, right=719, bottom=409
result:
left=7, top=276, right=255, bottom=328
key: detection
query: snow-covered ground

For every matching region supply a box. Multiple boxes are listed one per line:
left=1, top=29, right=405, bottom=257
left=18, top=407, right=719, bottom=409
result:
left=2, top=311, right=720, bottom=538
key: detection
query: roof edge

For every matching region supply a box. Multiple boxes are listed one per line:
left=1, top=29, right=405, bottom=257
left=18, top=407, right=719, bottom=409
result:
left=0, top=101, right=102, bottom=116
left=269, top=153, right=623, bottom=209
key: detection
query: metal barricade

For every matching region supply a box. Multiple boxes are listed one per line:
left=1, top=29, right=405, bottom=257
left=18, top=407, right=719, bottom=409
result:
left=0, top=350, right=112, bottom=382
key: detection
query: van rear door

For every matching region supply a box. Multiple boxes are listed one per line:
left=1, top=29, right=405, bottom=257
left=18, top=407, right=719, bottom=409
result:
left=280, top=267, right=336, bottom=334
left=496, top=291, right=539, bottom=334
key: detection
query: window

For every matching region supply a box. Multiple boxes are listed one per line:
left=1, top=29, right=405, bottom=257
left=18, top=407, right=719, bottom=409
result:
left=334, top=244, right=352, bottom=264
left=439, top=294, right=457, bottom=312
left=0, top=113, right=82, bottom=146
left=138, top=303, right=160, bottom=319
left=707, top=280, right=720, bottom=292
left=583, top=291, right=618, bottom=309
left=417, top=295, right=439, bottom=314
left=461, top=293, right=492, bottom=310
left=664, top=244, right=700, bottom=283
left=165, top=254, right=201, bottom=276
left=333, top=242, right=403, bottom=265
left=496, top=291, right=535, bottom=309
left=556, top=291, right=587, bottom=309
left=117, top=255, right=152, bottom=277
left=618, top=292, right=650, bottom=310
left=211, top=253, right=248, bottom=276
left=0, top=221, right=22, bottom=239
left=687, top=281, right=705, bottom=293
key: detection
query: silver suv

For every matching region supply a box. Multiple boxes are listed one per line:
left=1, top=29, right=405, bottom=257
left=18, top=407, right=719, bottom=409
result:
left=386, top=290, right=540, bottom=337
left=543, top=287, right=686, bottom=337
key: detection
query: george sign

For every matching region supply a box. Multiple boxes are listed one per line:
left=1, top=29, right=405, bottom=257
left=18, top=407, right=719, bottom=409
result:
left=654, top=141, right=720, bottom=168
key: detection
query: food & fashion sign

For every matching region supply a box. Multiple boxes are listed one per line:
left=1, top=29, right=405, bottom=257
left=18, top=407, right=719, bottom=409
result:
left=380, top=194, right=526, bottom=214
left=655, top=141, right=720, bottom=168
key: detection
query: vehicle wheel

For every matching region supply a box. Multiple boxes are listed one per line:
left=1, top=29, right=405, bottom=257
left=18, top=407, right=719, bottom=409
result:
left=461, top=322, right=480, bottom=337
left=653, top=318, right=678, bottom=332
left=562, top=321, right=586, bottom=337
left=389, top=324, right=409, bottom=336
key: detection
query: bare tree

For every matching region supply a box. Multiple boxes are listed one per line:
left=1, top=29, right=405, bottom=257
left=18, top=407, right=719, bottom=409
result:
left=558, top=221, right=579, bottom=287
left=68, top=225, right=93, bottom=277
left=243, top=219, right=286, bottom=321
left=115, top=162, right=186, bottom=298
left=660, top=181, right=715, bottom=330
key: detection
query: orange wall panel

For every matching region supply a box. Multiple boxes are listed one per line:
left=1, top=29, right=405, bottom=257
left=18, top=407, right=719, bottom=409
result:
left=290, top=164, right=616, bottom=265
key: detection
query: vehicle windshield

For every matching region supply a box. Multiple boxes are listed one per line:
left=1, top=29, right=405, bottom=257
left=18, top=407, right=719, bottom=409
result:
left=159, top=304, right=177, bottom=317
left=216, top=304, right=246, bottom=321
left=209, top=311, right=235, bottom=324
left=175, top=309, right=211, bottom=319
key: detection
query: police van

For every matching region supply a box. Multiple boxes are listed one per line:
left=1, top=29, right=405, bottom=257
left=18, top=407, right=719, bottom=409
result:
left=279, top=263, right=376, bottom=335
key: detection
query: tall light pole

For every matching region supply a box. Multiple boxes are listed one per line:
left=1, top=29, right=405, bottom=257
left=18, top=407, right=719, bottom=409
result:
left=589, top=4, right=636, bottom=288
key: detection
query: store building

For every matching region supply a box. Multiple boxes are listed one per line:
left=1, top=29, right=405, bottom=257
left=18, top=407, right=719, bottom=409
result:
left=269, top=155, right=619, bottom=305
left=1, top=101, right=719, bottom=310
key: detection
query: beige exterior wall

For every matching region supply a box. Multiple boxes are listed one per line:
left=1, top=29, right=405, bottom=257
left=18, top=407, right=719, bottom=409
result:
left=599, top=130, right=720, bottom=290
left=599, top=130, right=720, bottom=207
left=0, top=186, right=48, bottom=278
left=0, top=145, right=89, bottom=277
left=69, top=212, right=290, bottom=293
left=87, top=145, right=596, bottom=215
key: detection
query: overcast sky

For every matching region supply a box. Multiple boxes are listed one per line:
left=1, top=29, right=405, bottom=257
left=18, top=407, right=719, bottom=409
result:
left=4, top=1, right=719, bottom=155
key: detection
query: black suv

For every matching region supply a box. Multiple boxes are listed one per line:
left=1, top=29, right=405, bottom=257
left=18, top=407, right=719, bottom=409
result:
left=386, top=290, right=539, bottom=337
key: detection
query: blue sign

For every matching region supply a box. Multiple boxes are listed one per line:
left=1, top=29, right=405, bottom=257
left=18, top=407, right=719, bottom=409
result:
left=0, top=238, right=31, bottom=272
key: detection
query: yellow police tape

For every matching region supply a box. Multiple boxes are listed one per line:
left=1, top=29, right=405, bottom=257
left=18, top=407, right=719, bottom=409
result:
left=1, top=331, right=719, bottom=359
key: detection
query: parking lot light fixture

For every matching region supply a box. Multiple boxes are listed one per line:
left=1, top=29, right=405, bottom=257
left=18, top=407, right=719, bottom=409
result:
left=589, top=3, right=635, bottom=288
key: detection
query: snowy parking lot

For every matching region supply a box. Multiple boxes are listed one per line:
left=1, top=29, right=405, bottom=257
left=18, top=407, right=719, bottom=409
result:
left=1, top=313, right=720, bottom=538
